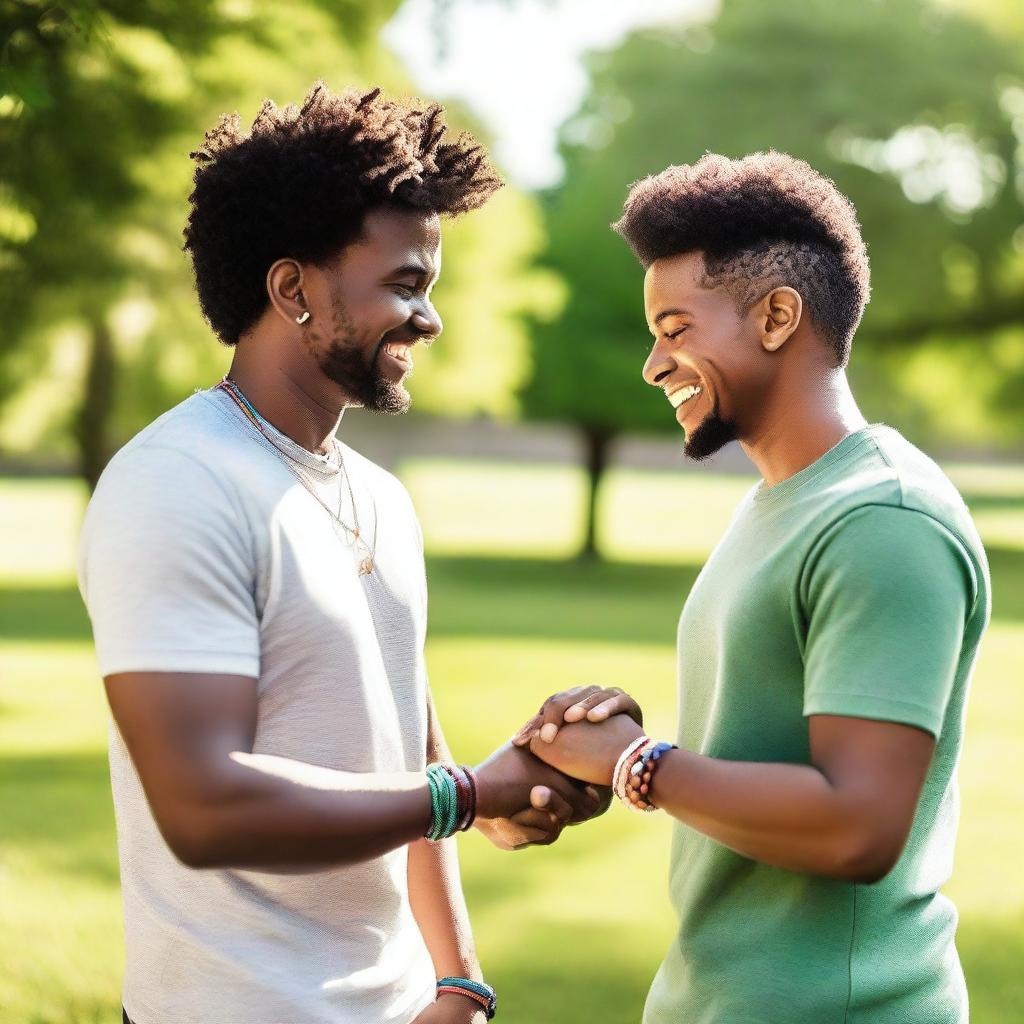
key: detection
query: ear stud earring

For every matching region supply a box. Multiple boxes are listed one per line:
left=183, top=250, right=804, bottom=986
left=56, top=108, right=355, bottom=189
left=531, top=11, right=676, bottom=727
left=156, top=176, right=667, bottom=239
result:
left=296, top=311, right=310, bottom=325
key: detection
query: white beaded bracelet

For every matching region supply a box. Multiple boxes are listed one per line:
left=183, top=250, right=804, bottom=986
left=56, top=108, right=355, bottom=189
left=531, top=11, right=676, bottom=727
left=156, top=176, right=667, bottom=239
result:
left=612, top=735, right=651, bottom=802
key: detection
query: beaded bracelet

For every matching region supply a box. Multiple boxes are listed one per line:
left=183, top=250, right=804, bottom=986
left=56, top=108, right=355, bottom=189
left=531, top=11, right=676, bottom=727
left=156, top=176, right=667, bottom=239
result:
left=612, top=736, right=651, bottom=803
left=625, top=741, right=678, bottom=812
left=437, top=976, right=497, bottom=1020
left=425, top=763, right=478, bottom=841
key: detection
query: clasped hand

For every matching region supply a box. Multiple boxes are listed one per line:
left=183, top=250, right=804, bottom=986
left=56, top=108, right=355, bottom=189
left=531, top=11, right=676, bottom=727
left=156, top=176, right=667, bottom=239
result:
left=513, top=684, right=645, bottom=786
left=471, top=686, right=644, bottom=852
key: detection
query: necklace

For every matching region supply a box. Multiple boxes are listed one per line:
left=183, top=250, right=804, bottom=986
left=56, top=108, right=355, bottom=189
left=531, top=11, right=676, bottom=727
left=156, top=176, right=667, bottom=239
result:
left=214, top=376, right=377, bottom=576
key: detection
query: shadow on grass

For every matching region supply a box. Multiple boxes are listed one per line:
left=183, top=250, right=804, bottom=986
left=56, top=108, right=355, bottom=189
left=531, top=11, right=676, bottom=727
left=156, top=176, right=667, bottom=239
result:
left=426, top=555, right=700, bottom=646
left=0, top=584, right=92, bottom=643
left=0, top=749, right=119, bottom=887
left=2, top=545, right=1022, bottom=648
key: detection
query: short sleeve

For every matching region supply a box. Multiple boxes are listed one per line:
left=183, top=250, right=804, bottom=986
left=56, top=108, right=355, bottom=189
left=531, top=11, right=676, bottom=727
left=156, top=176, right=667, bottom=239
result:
left=800, top=505, right=977, bottom=738
left=78, top=445, right=260, bottom=678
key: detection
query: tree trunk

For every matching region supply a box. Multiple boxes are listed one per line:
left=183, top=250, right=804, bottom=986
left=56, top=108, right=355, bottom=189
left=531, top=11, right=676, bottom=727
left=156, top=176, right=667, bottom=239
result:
left=75, top=308, right=116, bottom=493
left=580, top=426, right=612, bottom=561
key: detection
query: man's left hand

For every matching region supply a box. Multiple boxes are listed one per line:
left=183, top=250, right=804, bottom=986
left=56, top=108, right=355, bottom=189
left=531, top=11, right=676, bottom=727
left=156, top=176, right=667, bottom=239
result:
left=528, top=714, right=645, bottom=787
left=411, top=993, right=488, bottom=1023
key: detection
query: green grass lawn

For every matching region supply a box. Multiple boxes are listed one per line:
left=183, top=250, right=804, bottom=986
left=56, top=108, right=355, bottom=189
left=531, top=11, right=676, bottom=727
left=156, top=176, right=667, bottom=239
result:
left=1, top=461, right=1022, bottom=1023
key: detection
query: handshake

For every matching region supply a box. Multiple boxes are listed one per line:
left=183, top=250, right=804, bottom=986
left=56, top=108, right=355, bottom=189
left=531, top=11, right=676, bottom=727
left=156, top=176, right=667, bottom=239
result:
left=469, top=686, right=646, bottom=851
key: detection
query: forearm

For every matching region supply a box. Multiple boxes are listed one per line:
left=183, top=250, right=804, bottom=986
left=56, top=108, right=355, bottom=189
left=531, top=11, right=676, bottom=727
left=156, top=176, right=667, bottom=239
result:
left=164, top=751, right=431, bottom=871
left=411, top=687, right=481, bottom=980
left=650, top=749, right=886, bottom=880
left=408, top=836, right=482, bottom=981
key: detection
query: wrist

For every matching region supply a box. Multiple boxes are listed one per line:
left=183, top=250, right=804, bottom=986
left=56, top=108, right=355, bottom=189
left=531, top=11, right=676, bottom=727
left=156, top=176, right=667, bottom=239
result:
left=437, top=976, right=497, bottom=1020
left=436, top=990, right=487, bottom=1020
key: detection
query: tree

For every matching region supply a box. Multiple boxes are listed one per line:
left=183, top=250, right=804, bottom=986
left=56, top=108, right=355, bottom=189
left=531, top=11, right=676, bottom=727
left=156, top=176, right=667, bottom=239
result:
left=0, top=0, right=553, bottom=484
left=522, top=0, right=1024, bottom=557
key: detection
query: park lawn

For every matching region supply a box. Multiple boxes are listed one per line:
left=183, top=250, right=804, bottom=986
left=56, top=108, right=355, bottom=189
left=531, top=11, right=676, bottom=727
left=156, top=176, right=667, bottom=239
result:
left=1, top=463, right=1022, bottom=1023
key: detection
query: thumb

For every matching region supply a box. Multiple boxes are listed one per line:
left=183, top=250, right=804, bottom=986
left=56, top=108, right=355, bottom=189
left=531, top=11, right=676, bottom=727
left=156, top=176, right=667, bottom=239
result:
left=530, top=785, right=552, bottom=809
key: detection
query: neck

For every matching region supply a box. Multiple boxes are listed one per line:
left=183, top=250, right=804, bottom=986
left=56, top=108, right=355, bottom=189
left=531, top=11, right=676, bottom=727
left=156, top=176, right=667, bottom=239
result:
left=225, top=337, right=346, bottom=456
left=739, top=366, right=867, bottom=487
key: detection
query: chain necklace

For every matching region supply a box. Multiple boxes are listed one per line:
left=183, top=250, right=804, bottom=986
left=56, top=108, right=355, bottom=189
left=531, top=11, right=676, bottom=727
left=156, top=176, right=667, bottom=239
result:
left=215, top=376, right=377, bottom=576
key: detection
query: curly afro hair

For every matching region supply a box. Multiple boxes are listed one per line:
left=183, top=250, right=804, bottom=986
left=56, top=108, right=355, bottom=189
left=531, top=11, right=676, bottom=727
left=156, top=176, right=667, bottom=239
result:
left=613, top=152, right=870, bottom=367
left=183, top=82, right=503, bottom=345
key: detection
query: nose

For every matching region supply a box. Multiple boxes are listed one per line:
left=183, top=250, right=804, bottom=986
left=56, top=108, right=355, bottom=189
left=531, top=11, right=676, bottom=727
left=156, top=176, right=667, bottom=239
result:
left=643, top=340, right=674, bottom=387
left=411, top=298, right=442, bottom=340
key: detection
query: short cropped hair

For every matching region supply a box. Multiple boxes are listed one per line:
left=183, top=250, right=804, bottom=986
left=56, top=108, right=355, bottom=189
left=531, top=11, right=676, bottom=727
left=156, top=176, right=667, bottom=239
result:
left=184, top=83, right=502, bottom=345
left=613, top=152, right=870, bottom=366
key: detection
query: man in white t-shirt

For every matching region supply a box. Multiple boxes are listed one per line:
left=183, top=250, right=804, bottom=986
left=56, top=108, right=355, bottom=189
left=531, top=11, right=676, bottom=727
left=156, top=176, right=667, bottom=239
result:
left=78, top=84, right=609, bottom=1024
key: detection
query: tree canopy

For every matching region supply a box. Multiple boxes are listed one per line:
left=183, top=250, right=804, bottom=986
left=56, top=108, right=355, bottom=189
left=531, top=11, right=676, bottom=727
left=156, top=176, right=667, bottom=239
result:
left=523, top=0, right=1024, bottom=445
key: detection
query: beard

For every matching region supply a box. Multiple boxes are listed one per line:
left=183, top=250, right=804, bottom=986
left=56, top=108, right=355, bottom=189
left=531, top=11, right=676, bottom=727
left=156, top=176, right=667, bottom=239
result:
left=316, top=295, right=411, bottom=415
left=683, top=392, right=738, bottom=461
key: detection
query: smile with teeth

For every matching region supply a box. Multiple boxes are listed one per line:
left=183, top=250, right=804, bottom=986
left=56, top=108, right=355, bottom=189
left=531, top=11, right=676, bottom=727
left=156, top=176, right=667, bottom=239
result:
left=382, top=342, right=414, bottom=368
left=667, top=384, right=702, bottom=409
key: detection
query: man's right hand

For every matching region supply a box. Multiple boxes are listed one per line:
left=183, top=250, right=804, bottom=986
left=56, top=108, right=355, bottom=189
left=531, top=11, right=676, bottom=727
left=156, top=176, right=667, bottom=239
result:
left=472, top=742, right=604, bottom=851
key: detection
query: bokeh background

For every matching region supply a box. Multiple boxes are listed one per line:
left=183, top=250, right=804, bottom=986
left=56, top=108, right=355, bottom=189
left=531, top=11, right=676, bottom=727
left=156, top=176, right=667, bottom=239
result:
left=2, top=1, right=1023, bottom=1021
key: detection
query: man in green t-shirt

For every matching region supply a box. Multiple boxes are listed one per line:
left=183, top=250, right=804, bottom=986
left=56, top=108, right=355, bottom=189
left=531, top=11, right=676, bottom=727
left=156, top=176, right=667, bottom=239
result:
left=513, top=152, right=990, bottom=1023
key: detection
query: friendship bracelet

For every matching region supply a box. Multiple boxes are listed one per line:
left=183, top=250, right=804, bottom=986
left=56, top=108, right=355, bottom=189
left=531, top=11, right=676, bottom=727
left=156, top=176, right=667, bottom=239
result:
left=425, top=763, right=478, bottom=841
left=461, top=766, right=479, bottom=831
left=625, top=741, right=679, bottom=812
left=437, top=977, right=497, bottom=1019
left=612, top=736, right=651, bottom=802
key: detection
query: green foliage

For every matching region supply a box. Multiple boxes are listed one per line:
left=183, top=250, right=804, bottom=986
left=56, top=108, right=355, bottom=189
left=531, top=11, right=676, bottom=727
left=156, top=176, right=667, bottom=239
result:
left=0, top=0, right=551, bottom=470
left=523, top=0, right=1024, bottom=441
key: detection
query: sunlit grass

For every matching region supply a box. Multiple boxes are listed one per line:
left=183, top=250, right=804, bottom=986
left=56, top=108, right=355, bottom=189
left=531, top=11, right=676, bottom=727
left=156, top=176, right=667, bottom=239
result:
left=1, top=462, right=1022, bottom=1022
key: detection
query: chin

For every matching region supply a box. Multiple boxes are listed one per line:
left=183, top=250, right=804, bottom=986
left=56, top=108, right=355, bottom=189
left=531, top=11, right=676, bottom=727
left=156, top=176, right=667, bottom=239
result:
left=368, top=378, right=411, bottom=415
left=683, top=413, right=738, bottom=461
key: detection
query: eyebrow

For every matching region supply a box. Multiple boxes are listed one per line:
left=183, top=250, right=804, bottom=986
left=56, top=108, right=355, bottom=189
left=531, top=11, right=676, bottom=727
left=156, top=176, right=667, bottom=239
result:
left=653, top=308, right=693, bottom=326
left=389, top=261, right=435, bottom=283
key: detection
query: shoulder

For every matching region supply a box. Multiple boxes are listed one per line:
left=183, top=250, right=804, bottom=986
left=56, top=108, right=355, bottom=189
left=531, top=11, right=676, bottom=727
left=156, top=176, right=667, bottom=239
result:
left=804, top=427, right=986, bottom=582
left=801, top=503, right=980, bottom=616
left=94, top=396, right=239, bottom=501
left=82, top=394, right=254, bottom=563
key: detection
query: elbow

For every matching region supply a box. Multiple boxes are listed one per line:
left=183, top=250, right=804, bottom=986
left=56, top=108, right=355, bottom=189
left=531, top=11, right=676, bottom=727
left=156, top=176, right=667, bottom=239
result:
left=157, top=807, right=229, bottom=870
left=829, top=830, right=905, bottom=884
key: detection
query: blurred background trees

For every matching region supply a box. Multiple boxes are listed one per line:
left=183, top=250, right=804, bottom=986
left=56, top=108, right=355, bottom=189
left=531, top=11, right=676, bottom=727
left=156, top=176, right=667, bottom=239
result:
left=2, top=0, right=1022, bottom=546
left=522, top=0, right=1024, bottom=554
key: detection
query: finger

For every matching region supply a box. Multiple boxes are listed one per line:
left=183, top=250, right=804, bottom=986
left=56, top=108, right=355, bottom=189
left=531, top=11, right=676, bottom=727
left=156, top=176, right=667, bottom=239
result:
left=564, top=687, right=622, bottom=722
left=533, top=784, right=573, bottom=824
left=512, top=685, right=593, bottom=745
left=587, top=692, right=643, bottom=725
left=510, top=715, right=542, bottom=746
left=564, top=784, right=603, bottom=824
left=508, top=808, right=564, bottom=846
left=537, top=685, right=602, bottom=742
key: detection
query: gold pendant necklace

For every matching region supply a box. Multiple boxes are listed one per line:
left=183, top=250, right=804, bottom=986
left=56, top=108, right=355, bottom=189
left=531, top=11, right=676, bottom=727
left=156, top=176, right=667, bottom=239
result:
left=217, top=377, right=377, bottom=576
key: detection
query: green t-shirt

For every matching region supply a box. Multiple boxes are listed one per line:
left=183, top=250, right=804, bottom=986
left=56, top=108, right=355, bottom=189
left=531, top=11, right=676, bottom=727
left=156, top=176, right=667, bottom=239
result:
left=643, top=425, right=990, bottom=1024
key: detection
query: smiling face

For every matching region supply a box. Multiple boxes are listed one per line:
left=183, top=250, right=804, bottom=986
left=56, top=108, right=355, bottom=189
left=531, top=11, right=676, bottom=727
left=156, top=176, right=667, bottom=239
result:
left=642, top=250, right=776, bottom=460
left=300, top=204, right=443, bottom=413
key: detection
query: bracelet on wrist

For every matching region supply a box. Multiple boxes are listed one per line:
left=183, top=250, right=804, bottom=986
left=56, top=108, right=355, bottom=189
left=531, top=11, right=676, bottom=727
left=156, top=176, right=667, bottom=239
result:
left=425, top=763, right=478, bottom=841
left=625, top=741, right=678, bottom=812
left=612, top=735, right=650, bottom=803
left=437, top=976, right=497, bottom=1020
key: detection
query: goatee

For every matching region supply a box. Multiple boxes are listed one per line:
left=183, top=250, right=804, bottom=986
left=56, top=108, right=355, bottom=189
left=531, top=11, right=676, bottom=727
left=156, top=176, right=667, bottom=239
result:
left=683, top=395, right=738, bottom=461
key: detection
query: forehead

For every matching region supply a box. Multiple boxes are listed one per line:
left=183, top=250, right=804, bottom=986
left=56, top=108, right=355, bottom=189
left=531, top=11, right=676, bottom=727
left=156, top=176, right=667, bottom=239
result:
left=356, top=205, right=441, bottom=265
left=643, top=251, right=708, bottom=311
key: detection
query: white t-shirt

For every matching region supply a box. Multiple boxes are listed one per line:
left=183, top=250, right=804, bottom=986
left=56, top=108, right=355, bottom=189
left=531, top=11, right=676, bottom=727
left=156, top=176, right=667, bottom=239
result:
left=77, top=386, right=436, bottom=1024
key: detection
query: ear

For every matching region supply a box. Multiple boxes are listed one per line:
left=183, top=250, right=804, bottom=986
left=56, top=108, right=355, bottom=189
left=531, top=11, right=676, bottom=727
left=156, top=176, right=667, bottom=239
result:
left=756, top=286, right=802, bottom=353
left=266, top=258, right=309, bottom=326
